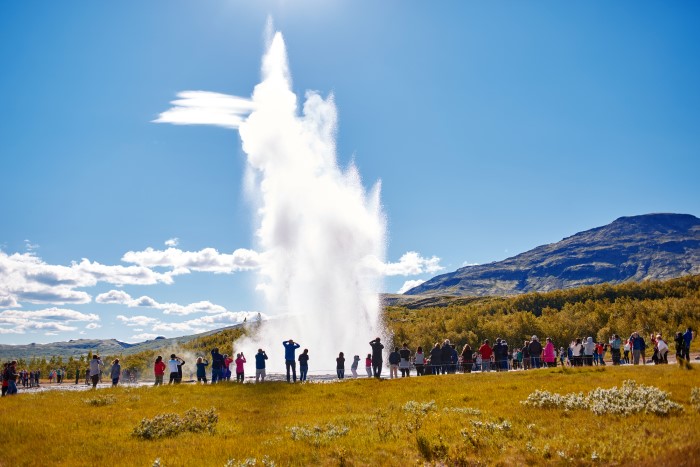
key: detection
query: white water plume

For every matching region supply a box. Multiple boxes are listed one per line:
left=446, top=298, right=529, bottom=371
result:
left=158, top=30, right=387, bottom=373
left=236, top=32, right=386, bottom=373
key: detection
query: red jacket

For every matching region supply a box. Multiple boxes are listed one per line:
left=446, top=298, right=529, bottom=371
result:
left=479, top=344, right=493, bottom=360
left=154, top=361, right=166, bottom=376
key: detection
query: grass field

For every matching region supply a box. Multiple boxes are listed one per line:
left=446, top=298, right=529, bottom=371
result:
left=2, top=364, right=699, bottom=466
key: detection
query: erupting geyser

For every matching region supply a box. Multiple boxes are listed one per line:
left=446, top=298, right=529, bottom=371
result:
left=159, top=29, right=387, bottom=373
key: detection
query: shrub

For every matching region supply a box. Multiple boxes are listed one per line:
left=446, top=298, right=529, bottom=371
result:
left=132, top=407, right=218, bottom=440
left=83, top=394, right=117, bottom=406
left=691, top=387, right=700, bottom=412
left=288, top=423, right=349, bottom=446
left=521, top=380, right=683, bottom=416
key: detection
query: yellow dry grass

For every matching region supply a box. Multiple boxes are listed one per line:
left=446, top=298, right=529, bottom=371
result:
left=1, top=364, right=699, bottom=466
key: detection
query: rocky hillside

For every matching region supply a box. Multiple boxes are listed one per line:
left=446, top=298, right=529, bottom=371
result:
left=405, top=213, right=700, bottom=297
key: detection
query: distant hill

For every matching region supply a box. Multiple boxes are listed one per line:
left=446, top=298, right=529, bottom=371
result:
left=405, top=213, right=700, bottom=297
left=0, top=324, right=244, bottom=361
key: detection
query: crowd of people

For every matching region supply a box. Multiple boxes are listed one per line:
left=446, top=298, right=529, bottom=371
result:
left=0, top=327, right=695, bottom=394
left=150, top=327, right=696, bottom=384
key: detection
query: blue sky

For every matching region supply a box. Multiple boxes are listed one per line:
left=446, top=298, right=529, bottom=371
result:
left=1, top=1, right=698, bottom=344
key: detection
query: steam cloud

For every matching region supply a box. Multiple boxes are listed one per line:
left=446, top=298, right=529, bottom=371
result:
left=235, top=32, right=386, bottom=372
left=157, top=29, right=387, bottom=373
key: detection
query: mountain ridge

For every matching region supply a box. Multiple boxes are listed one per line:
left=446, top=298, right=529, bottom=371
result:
left=405, top=213, right=700, bottom=296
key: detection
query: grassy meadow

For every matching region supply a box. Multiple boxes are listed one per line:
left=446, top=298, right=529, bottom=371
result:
left=2, top=364, right=700, bottom=466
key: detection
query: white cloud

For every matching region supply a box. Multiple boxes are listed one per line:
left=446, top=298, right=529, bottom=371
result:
left=95, top=289, right=132, bottom=304
left=122, top=247, right=261, bottom=273
left=368, top=251, right=443, bottom=276
left=0, top=307, right=98, bottom=335
left=0, top=250, right=176, bottom=308
left=0, top=308, right=99, bottom=322
left=85, top=323, right=101, bottom=329
left=462, top=261, right=479, bottom=267
left=165, top=238, right=179, bottom=247
left=96, top=290, right=227, bottom=316
left=153, top=90, right=256, bottom=129
left=116, top=315, right=160, bottom=327
left=24, top=239, right=39, bottom=251
left=397, top=279, right=426, bottom=294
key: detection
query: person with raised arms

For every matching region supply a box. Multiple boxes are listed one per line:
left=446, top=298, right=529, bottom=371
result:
left=283, top=339, right=301, bottom=383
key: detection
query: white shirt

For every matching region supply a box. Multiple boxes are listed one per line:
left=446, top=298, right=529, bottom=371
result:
left=168, top=359, right=180, bottom=373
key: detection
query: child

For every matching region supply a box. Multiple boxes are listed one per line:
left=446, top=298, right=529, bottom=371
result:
left=365, top=353, right=372, bottom=378
left=336, top=352, right=345, bottom=379
left=350, top=355, right=360, bottom=378
left=195, top=357, right=209, bottom=384
left=235, top=352, right=246, bottom=383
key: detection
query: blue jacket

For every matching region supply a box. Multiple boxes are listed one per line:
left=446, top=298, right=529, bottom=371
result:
left=196, top=361, right=209, bottom=377
left=255, top=352, right=268, bottom=369
left=283, top=341, right=300, bottom=361
left=684, top=330, right=693, bottom=346
left=211, top=350, right=225, bottom=369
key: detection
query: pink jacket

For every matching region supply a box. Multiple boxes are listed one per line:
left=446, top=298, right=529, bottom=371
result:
left=235, top=356, right=246, bottom=373
left=543, top=341, right=556, bottom=363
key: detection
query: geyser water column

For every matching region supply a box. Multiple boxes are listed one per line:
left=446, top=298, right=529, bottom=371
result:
left=236, top=32, right=387, bottom=373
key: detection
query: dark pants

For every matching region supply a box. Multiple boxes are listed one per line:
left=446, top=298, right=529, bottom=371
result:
left=91, top=375, right=99, bottom=388
left=169, top=372, right=178, bottom=384
left=682, top=345, right=691, bottom=361
left=372, top=360, right=382, bottom=377
left=299, top=365, right=308, bottom=382
left=611, top=348, right=621, bottom=365
left=236, top=371, right=244, bottom=383
left=531, top=356, right=541, bottom=368
left=211, top=368, right=222, bottom=384
left=286, top=360, right=297, bottom=382
left=337, top=369, right=344, bottom=379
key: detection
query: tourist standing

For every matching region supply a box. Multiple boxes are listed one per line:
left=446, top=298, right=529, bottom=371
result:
left=388, top=347, right=400, bottom=378
left=365, top=354, right=373, bottom=378
left=441, top=340, right=453, bottom=374
left=656, top=335, right=669, bottom=364
left=196, top=357, right=209, bottom=384
left=414, top=346, right=425, bottom=376
left=683, top=327, right=694, bottom=362
left=543, top=338, right=556, bottom=368
left=235, top=353, right=247, bottom=383
left=609, top=334, right=622, bottom=365
left=210, top=347, right=224, bottom=384
left=110, top=359, right=121, bottom=386
left=298, top=349, right=309, bottom=382
left=461, top=344, right=473, bottom=373
left=529, top=336, right=543, bottom=369
left=429, top=343, right=442, bottom=375
left=89, top=355, right=103, bottom=389
left=255, top=349, right=268, bottom=383
left=399, top=344, right=411, bottom=377
left=369, top=338, right=384, bottom=378
left=479, top=340, right=493, bottom=372
left=154, top=356, right=166, bottom=386
left=350, top=355, right=360, bottom=378
left=336, top=352, right=345, bottom=379
left=283, top=339, right=301, bottom=383
left=168, top=354, right=182, bottom=384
